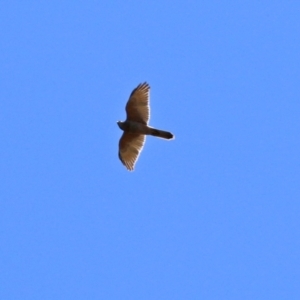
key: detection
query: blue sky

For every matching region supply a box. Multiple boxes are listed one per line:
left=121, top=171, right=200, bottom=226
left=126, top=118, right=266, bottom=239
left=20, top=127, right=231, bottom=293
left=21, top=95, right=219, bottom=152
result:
left=1, top=1, right=299, bottom=299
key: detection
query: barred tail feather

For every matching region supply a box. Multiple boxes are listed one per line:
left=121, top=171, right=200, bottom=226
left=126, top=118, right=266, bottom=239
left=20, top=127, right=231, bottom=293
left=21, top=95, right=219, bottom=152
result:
left=149, top=128, right=174, bottom=140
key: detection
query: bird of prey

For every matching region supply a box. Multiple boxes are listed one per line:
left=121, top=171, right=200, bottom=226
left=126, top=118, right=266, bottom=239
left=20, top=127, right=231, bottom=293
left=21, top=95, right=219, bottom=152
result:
left=117, top=82, right=174, bottom=171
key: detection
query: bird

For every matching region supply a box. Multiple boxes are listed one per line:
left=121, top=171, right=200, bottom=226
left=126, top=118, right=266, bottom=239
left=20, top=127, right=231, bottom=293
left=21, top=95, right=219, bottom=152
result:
left=117, top=82, right=174, bottom=171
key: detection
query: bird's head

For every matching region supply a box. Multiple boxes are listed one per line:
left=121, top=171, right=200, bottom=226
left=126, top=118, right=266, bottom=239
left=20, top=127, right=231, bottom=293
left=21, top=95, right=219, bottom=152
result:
left=117, top=121, right=124, bottom=130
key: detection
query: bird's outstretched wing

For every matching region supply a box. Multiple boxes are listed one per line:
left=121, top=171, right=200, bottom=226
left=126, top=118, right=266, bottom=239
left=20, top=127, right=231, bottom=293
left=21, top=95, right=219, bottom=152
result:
left=125, top=82, right=150, bottom=125
left=118, top=132, right=145, bottom=171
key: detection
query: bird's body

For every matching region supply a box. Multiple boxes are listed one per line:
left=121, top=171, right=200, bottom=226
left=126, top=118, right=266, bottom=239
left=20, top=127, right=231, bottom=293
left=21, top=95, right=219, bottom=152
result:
left=117, top=120, right=173, bottom=139
left=117, top=120, right=146, bottom=134
left=117, top=82, right=174, bottom=171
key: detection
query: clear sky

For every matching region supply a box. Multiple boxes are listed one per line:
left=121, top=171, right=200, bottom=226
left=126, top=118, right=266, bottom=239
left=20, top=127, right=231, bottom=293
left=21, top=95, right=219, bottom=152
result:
left=1, top=1, right=299, bottom=299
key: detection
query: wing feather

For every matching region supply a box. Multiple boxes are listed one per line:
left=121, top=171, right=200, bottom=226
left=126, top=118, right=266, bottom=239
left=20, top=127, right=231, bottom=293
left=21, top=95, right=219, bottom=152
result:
left=125, top=82, right=150, bottom=125
left=118, top=133, right=145, bottom=171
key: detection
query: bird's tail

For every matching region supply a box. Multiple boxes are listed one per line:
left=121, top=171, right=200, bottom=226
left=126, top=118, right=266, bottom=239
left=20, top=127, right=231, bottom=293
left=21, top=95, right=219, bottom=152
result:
left=149, top=127, right=174, bottom=140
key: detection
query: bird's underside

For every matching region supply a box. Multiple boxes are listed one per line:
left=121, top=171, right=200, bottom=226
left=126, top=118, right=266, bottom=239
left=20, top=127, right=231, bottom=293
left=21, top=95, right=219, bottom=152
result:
left=117, top=82, right=174, bottom=171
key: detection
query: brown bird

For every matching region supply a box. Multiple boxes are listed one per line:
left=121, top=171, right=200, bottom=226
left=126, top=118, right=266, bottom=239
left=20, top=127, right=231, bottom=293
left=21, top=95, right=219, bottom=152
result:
left=117, top=82, right=174, bottom=171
